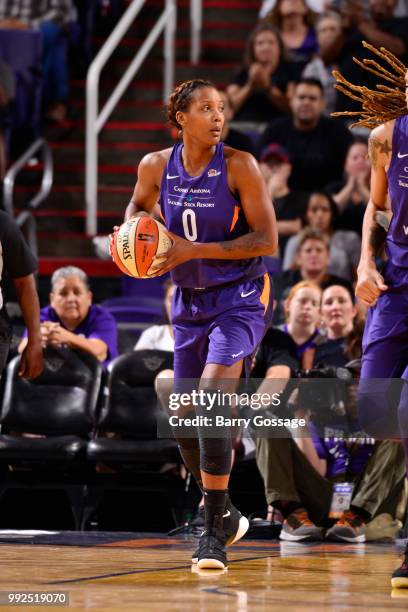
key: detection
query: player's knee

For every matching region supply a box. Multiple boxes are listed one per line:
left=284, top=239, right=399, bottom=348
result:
left=199, top=436, right=232, bottom=475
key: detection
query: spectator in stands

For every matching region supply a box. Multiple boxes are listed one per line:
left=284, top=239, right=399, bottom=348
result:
left=326, top=138, right=370, bottom=235
left=272, top=227, right=353, bottom=324
left=259, top=0, right=325, bottom=19
left=0, top=0, right=73, bottom=122
left=279, top=280, right=323, bottom=362
left=226, top=23, right=294, bottom=125
left=0, top=59, right=15, bottom=179
left=19, top=266, right=118, bottom=365
left=219, top=90, right=254, bottom=154
left=283, top=191, right=361, bottom=281
left=328, top=0, right=407, bottom=113
left=302, top=11, right=344, bottom=115
left=258, top=143, right=308, bottom=257
left=0, top=211, right=43, bottom=379
left=134, top=279, right=175, bottom=352
left=264, top=0, right=318, bottom=67
left=258, top=78, right=353, bottom=191
left=254, top=282, right=406, bottom=542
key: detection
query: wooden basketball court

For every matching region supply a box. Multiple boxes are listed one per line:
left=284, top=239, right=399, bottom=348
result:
left=1, top=533, right=407, bottom=610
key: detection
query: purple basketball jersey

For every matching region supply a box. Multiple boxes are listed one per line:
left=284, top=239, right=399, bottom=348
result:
left=159, top=143, right=266, bottom=288
left=386, top=115, right=408, bottom=269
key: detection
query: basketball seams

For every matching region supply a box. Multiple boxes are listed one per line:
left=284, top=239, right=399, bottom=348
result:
left=136, top=217, right=159, bottom=277
left=111, top=217, right=169, bottom=278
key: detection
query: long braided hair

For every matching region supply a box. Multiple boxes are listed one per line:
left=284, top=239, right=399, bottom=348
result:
left=331, top=41, right=407, bottom=129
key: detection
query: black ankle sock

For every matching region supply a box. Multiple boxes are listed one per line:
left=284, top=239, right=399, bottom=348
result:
left=272, top=500, right=303, bottom=519
left=203, top=488, right=228, bottom=532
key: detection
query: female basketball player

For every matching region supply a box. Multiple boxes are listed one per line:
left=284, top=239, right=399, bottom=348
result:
left=333, top=43, right=408, bottom=588
left=124, top=79, right=277, bottom=570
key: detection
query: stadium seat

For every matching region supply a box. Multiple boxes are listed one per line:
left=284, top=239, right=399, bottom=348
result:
left=101, top=296, right=165, bottom=353
left=84, top=350, right=183, bottom=528
left=0, top=347, right=103, bottom=529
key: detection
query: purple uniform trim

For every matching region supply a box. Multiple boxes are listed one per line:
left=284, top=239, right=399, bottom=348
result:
left=386, top=114, right=408, bottom=269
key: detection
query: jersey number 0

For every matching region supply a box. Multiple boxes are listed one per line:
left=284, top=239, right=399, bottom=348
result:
left=182, top=209, right=198, bottom=241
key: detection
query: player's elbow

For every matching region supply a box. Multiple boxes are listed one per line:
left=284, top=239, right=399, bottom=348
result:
left=261, top=229, right=278, bottom=256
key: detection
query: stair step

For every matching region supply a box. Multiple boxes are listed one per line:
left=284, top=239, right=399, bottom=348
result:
left=38, top=232, right=98, bottom=257
left=16, top=184, right=132, bottom=214
left=49, top=143, right=168, bottom=167
left=32, top=206, right=121, bottom=234
left=39, top=257, right=122, bottom=277
left=36, top=216, right=118, bottom=234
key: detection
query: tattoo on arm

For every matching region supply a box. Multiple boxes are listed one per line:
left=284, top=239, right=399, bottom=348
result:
left=368, top=135, right=392, bottom=170
left=218, top=231, right=270, bottom=254
left=369, top=221, right=387, bottom=257
left=375, top=210, right=391, bottom=231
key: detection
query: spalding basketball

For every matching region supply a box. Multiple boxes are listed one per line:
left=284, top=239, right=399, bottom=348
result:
left=110, top=217, right=172, bottom=278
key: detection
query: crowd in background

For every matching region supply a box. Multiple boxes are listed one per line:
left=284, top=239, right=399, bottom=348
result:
left=0, top=0, right=407, bottom=538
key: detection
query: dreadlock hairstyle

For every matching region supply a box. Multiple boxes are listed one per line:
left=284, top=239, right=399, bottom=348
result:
left=331, top=41, right=407, bottom=129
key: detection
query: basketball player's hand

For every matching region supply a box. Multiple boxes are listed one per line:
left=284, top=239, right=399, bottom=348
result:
left=109, top=212, right=150, bottom=256
left=19, top=340, right=44, bottom=379
left=355, top=266, right=388, bottom=307
left=149, top=232, right=196, bottom=276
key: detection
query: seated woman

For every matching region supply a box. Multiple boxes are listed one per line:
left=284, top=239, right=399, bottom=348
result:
left=326, top=138, right=370, bottom=235
left=280, top=280, right=323, bottom=365
left=265, top=0, right=318, bottom=68
left=19, top=266, right=118, bottom=365
left=226, top=23, right=294, bottom=126
left=283, top=191, right=361, bottom=282
left=134, top=279, right=174, bottom=352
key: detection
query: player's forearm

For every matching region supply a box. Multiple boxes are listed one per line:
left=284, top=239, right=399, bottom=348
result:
left=358, top=200, right=384, bottom=269
left=197, top=229, right=278, bottom=260
left=13, top=275, right=41, bottom=343
left=124, top=200, right=150, bottom=221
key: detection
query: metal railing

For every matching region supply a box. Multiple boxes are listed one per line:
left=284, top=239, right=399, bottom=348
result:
left=190, top=0, right=202, bottom=65
left=3, top=138, right=53, bottom=257
left=85, top=0, right=177, bottom=236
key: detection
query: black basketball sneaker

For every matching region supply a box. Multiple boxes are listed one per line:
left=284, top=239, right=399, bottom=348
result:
left=196, top=521, right=228, bottom=570
left=191, top=499, right=249, bottom=563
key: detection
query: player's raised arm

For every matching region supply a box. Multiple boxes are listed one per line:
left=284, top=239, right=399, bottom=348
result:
left=355, top=121, right=393, bottom=306
left=124, top=151, right=167, bottom=221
